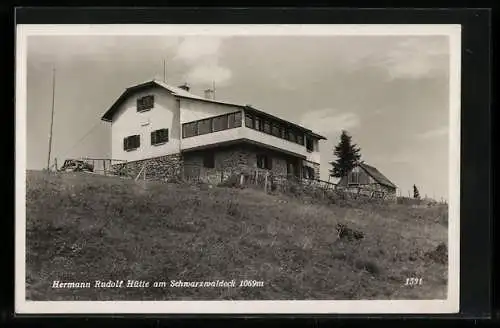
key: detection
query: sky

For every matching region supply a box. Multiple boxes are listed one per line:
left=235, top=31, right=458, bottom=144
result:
left=25, top=33, right=451, bottom=200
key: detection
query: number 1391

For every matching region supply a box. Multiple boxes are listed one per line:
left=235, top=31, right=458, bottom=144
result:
left=405, top=278, right=423, bottom=286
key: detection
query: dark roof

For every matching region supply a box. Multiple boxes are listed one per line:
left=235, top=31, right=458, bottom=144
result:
left=359, top=163, right=397, bottom=189
left=100, top=80, right=327, bottom=140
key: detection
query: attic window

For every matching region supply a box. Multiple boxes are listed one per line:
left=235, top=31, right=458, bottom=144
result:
left=137, top=95, right=154, bottom=112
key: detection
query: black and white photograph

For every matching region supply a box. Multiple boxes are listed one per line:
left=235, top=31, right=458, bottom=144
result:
left=16, top=24, right=460, bottom=314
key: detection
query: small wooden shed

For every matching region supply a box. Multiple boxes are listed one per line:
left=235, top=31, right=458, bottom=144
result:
left=338, top=162, right=397, bottom=200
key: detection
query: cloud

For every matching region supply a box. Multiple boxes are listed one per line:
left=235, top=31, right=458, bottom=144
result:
left=381, top=37, right=449, bottom=80
left=173, top=36, right=232, bottom=86
left=174, top=37, right=223, bottom=63
left=185, top=61, right=232, bottom=86
left=300, top=108, right=360, bottom=134
left=416, top=126, right=448, bottom=139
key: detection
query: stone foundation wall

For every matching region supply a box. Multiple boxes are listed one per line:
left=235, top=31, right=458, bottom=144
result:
left=182, top=145, right=295, bottom=184
left=110, top=144, right=315, bottom=186
left=111, top=153, right=182, bottom=181
left=183, top=148, right=249, bottom=184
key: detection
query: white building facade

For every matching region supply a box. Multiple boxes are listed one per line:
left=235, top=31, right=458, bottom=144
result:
left=101, top=80, right=326, bottom=182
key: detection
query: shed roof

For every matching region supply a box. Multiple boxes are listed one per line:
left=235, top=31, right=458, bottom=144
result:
left=100, top=79, right=327, bottom=140
left=359, top=163, right=397, bottom=189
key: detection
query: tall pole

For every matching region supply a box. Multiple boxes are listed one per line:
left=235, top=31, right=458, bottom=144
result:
left=47, top=66, right=56, bottom=171
left=163, top=59, right=167, bottom=82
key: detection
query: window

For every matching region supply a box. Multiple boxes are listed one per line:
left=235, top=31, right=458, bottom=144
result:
left=151, top=129, right=169, bottom=145
left=254, top=117, right=262, bottom=131
left=203, top=152, right=215, bottom=168
left=123, top=135, right=140, bottom=151
left=263, top=120, right=271, bottom=134
left=182, top=122, right=197, bottom=138
left=137, top=95, right=154, bottom=112
left=257, top=154, right=272, bottom=170
left=213, top=115, right=228, bottom=132
left=271, top=124, right=281, bottom=138
left=287, top=130, right=296, bottom=143
left=228, top=111, right=242, bottom=128
left=198, top=118, right=212, bottom=135
left=304, top=167, right=315, bottom=179
left=245, top=114, right=254, bottom=128
left=182, top=111, right=242, bottom=138
left=348, top=171, right=360, bottom=184
left=306, top=136, right=314, bottom=151
left=235, top=111, right=242, bottom=127
left=296, top=133, right=304, bottom=146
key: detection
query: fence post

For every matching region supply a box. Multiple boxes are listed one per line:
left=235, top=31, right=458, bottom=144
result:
left=264, top=172, right=268, bottom=193
left=240, top=173, right=244, bottom=186
left=103, top=159, right=107, bottom=176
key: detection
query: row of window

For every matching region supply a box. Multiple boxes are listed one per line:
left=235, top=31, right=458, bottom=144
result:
left=182, top=111, right=242, bottom=138
left=123, top=128, right=169, bottom=151
left=244, top=113, right=316, bottom=152
left=134, top=95, right=317, bottom=152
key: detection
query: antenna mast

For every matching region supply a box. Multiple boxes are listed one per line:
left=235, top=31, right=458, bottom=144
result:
left=47, top=66, right=56, bottom=171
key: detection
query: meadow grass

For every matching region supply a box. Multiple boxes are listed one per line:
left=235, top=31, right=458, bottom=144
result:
left=25, top=171, right=448, bottom=301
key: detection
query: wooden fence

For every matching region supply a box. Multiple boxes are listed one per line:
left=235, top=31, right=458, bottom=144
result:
left=67, top=159, right=393, bottom=202
left=171, top=165, right=394, bottom=201
left=78, top=157, right=129, bottom=177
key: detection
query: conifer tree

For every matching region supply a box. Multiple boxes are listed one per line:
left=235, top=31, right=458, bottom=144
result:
left=413, top=184, right=421, bottom=199
left=329, top=130, right=362, bottom=178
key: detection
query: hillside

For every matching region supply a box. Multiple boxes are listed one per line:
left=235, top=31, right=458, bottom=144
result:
left=25, top=170, right=448, bottom=301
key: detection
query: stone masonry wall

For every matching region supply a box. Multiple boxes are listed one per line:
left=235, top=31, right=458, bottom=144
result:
left=183, top=144, right=295, bottom=184
left=110, top=144, right=315, bottom=186
left=111, top=153, right=182, bottom=181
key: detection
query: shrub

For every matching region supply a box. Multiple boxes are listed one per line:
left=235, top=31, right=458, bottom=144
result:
left=354, top=258, right=382, bottom=276
left=425, top=242, right=448, bottom=264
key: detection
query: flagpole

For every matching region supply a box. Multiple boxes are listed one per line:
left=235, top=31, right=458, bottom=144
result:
left=47, top=66, right=56, bottom=171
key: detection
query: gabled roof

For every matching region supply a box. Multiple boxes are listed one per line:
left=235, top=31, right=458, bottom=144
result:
left=101, top=80, right=242, bottom=122
left=100, top=79, right=327, bottom=140
left=359, top=163, right=397, bottom=189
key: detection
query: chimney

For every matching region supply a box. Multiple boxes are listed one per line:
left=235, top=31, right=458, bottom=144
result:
left=204, top=88, right=214, bottom=100
left=178, top=82, right=190, bottom=92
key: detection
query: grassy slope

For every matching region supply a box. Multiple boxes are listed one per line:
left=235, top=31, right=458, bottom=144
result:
left=26, top=171, right=448, bottom=301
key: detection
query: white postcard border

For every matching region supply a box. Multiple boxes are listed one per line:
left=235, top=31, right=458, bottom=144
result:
left=15, top=24, right=461, bottom=314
